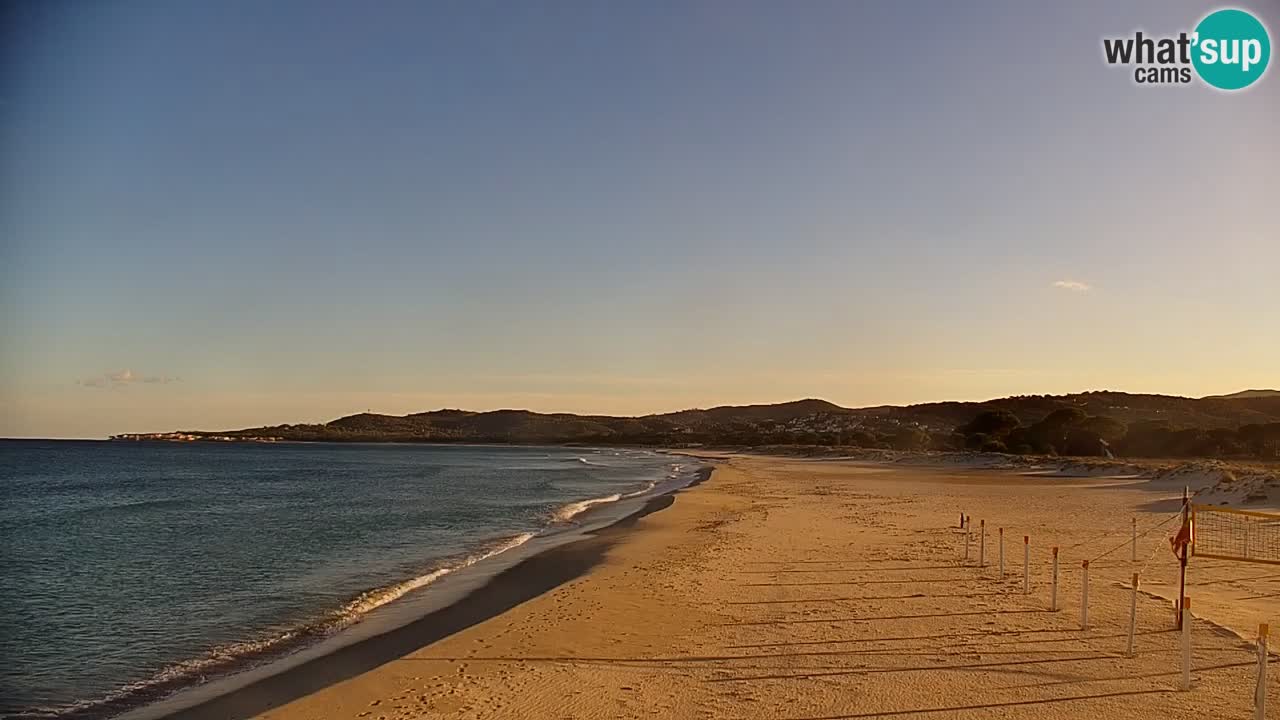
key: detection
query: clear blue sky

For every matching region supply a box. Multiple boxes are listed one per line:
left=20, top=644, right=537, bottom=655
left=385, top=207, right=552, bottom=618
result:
left=2, top=0, right=1277, bottom=437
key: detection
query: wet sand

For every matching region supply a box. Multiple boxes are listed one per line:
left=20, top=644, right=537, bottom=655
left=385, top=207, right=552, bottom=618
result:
left=183, top=455, right=1278, bottom=719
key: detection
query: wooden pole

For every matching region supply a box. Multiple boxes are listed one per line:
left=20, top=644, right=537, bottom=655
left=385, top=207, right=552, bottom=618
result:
left=964, top=525, right=971, bottom=562
left=999, top=528, right=1005, bottom=578
left=1051, top=546, right=1059, bottom=611
left=1023, top=536, right=1030, bottom=595
left=1178, top=487, right=1189, bottom=629
left=1257, top=623, right=1269, bottom=720
left=1181, top=597, right=1192, bottom=691
left=1080, top=560, right=1090, bottom=630
left=979, top=520, right=985, bottom=567
left=1126, top=573, right=1138, bottom=657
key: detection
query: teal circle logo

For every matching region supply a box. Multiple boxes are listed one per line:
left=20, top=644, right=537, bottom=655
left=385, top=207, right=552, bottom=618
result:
left=1192, top=9, right=1271, bottom=90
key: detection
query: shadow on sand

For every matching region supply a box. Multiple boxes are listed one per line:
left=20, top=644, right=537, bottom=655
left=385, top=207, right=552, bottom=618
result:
left=743, top=578, right=973, bottom=586
left=721, top=608, right=1048, bottom=627
left=788, top=688, right=1175, bottom=719
left=725, top=627, right=1171, bottom=650
left=708, top=653, right=1119, bottom=682
left=726, top=591, right=1007, bottom=604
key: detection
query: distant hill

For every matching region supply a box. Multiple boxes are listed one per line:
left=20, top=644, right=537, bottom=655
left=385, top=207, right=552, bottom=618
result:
left=1203, top=389, right=1280, bottom=400
left=870, top=391, right=1280, bottom=430
left=119, top=391, right=1280, bottom=461
left=174, top=399, right=847, bottom=445
left=655, top=399, right=845, bottom=426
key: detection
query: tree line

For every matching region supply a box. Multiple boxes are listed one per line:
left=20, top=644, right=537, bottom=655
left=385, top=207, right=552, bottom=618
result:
left=955, top=407, right=1280, bottom=459
left=693, top=411, right=1280, bottom=460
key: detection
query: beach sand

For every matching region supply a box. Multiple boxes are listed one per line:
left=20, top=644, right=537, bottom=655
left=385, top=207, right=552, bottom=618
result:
left=187, top=455, right=1278, bottom=719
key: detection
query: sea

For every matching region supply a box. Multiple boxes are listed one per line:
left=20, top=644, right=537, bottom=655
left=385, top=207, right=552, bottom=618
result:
left=0, top=441, right=700, bottom=719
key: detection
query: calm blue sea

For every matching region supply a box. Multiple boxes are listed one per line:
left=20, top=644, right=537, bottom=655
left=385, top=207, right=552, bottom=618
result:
left=0, top=441, right=692, bottom=719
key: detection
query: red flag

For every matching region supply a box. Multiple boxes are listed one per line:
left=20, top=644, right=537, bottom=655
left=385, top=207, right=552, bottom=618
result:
left=1169, top=516, right=1191, bottom=558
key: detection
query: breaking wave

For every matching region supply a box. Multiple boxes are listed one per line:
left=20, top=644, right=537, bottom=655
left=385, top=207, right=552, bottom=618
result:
left=15, top=532, right=537, bottom=720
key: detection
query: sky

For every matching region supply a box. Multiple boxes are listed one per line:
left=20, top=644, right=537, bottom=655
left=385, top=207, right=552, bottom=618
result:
left=2, top=0, right=1278, bottom=438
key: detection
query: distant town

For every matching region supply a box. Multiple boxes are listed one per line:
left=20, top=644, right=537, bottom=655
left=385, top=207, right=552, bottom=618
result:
left=110, top=432, right=283, bottom=443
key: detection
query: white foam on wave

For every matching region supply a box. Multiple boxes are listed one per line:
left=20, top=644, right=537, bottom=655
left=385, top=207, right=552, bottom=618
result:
left=551, top=493, right=624, bottom=523
left=550, top=462, right=693, bottom=524
left=623, top=479, right=659, bottom=498
left=34, top=532, right=538, bottom=720
left=334, top=531, right=537, bottom=621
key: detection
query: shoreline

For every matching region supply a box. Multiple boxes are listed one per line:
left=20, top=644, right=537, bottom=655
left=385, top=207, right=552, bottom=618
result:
left=229, top=453, right=1274, bottom=720
left=125, top=465, right=712, bottom=720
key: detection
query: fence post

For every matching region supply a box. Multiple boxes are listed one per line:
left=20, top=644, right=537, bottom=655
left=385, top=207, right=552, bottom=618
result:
left=979, top=520, right=986, bottom=567
left=1181, top=597, right=1192, bottom=691
left=999, top=528, right=1005, bottom=578
left=964, top=525, right=971, bottom=562
left=1256, top=623, right=1269, bottom=720
left=1023, top=536, right=1030, bottom=595
left=1126, top=573, right=1138, bottom=657
left=1051, top=546, right=1059, bottom=611
left=1080, top=560, right=1090, bottom=630
left=1131, top=517, right=1138, bottom=563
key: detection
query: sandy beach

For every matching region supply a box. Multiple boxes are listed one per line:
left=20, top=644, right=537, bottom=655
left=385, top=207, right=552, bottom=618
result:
left=178, top=454, right=1277, bottom=720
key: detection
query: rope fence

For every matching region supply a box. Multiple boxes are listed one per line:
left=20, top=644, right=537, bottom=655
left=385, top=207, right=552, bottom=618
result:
left=957, top=505, right=1274, bottom=708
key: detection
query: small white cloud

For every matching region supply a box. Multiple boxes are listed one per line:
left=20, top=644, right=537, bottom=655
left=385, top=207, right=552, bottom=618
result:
left=1052, top=280, right=1092, bottom=292
left=78, top=370, right=179, bottom=388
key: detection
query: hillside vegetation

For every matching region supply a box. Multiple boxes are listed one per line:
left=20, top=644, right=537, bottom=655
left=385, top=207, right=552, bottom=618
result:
left=160, top=391, right=1280, bottom=460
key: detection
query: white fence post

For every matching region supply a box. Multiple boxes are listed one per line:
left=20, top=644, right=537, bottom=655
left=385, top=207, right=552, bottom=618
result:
left=1181, top=597, right=1192, bottom=691
left=1131, top=517, right=1138, bottom=563
left=1257, top=623, right=1269, bottom=720
left=1080, top=560, right=1090, bottom=630
left=1051, top=546, right=1059, bottom=611
left=1023, top=536, right=1030, bottom=595
left=1126, top=573, right=1138, bottom=657
left=979, top=520, right=986, bottom=567
left=999, top=528, right=1005, bottom=578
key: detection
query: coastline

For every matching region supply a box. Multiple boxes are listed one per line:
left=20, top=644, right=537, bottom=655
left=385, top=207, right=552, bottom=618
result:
left=121, top=465, right=713, bottom=720
left=215, top=453, right=1274, bottom=720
